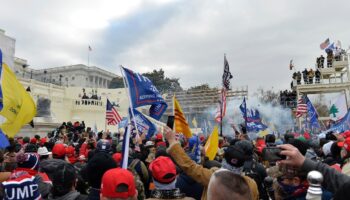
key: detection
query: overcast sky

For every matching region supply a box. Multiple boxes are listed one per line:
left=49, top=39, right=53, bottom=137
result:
left=1, top=0, right=349, bottom=92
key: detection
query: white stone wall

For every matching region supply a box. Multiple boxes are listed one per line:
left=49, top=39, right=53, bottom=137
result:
left=18, top=78, right=129, bottom=136
left=0, top=30, right=15, bottom=70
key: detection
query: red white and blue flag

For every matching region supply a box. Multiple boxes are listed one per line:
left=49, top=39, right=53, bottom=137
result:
left=106, top=99, right=122, bottom=125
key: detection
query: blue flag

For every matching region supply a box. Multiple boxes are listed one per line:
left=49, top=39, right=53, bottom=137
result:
left=122, top=67, right=167, bottom=120
left=239, top=98, right=268, bottom=132
left=327, top=109, right=350, bottom=133
left=118, top=117, right=128, bottom=129
left=129, top=108, right=157, bottom=140
left=305, top=96, right=320, bottom=128
left=0, top=129, right=9, bottom=149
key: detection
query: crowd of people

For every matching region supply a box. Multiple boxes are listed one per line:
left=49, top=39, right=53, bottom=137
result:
left=1, top=121, right=350, bottom=200
left=279, top=90, right=297, bottom=108
left=291, top=68, right=321, bottom=86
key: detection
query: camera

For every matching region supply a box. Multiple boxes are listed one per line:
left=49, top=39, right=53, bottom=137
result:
left=262, top=147, right=286, bottom=162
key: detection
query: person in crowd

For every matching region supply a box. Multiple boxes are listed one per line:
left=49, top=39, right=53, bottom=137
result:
left=100, top=168, right=138, bottom=200
left=320, top=55, right=325, bottom=68
left=207, top=169, right=252, bottom=200
left=48, top=161, right=87, bottom=200
left=279, top=144, right=350, bottom=200
left=37, top=146, right=52, bottom=161
left=82, top=150, right=117, bottom=200
left=315, top=68, right=321, bottom=83
left=148, top=156, right=194, bottom=199
left=52, top=143, right=67, bottom=160
left=308, top=68, right=315, bottom=84
left=164, top=126, right=259, bottom=200
left=302, top=68, right=308, bottom=84
left=327, top=49, right=333, bottom=68
left=296, top=71, right=302, bottom=85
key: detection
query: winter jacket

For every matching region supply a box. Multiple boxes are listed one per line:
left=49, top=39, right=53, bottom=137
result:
left=176, top=173, right=203, bottom=200
left=48, top=190, right=87, bottom=200
left=147, top=188, right=195, bottom=200
left=301, top=158, right=350, bottom=193
left=167, top=142, right=259, bottom=200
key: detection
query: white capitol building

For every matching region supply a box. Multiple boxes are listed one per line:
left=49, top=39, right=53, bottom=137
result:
left=0, top=29, right=129, bottom=136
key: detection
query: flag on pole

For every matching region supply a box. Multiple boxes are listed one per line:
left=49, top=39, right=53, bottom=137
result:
left=329, top=94, right=347, bottom=120
left=0, top=49, right=36, bottom=138
left=239, top=97, right=248, bottom=126
left=296, top=96, right=308, bottom=118
left=222, top=55, right=233, bottom=90
left=118, top=117, right=129, bottom=129
left=129, top=108, right=157, bottom=140
left=204, top=126, right=219, bottom=160
left=289, top=59, right=294, bottom=70
left=215, top=88, right=227, bottom=123
left=192, top=117, right=198, bottom=128
left=121, top=67, right=167, bottom=120
left=320, top=38, right=330, bottom=50
left=121, top=125, right=131, bottom=169
left=106, top=99, right=122, bottom=125
left=305, top=96, right=320, bottom=128
left=174, top=96, right=192, bottom=138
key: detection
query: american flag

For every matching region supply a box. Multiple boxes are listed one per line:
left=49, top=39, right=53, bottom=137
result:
left=296, top=96, right=308, bottom=118
left=215, top=88, right=227, bottom=123
left=320, top=38, right=330, bottom=50
left=106, top=99, right=122, bottom=125
left=222, top=55, right=233, bottom=90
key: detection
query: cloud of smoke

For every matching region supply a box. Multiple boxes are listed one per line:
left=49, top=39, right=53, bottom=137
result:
left=203, top=96, right=295, bottom=138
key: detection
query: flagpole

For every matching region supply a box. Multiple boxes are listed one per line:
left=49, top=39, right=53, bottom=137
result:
left=220, top=88, right=223, bottom=136
left=105, top=99, right=107, bottom=131
left=119, top=65, right=140, bottom=136
left=173, top=94, right=176, bottom=130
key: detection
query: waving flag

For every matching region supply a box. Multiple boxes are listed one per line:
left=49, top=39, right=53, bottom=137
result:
left=118, top=117, right=129, bottom=129
left=174, top=96, right=192, bottom=138
left=222, top=55, right=233, bottom=90
left=0, top=49, right=36, bottom=138
left=305, top=96, right=320, bottom=128
left=215, top=88, right=227, bottom=123
left=320, top=38, right=330, bottom=50
left=106, top=99, right=122, bottom=125
left=327, top=109, right=350, bottom=133
left=204, top=126, right=219, bottom=160
left=296, top=96, right=307, bottom=118
left=129, top=108, right=157, bottom=140
left=122, top=67, right=167, bottom=120
left=239, top=98, right=268, bottom=132
left=329, top=94, right=347, bottom=120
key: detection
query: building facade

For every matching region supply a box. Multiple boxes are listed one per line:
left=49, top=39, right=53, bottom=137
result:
left=31, top=64, right=118, bottom=88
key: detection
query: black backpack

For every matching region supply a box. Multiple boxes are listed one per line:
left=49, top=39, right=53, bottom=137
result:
left=243, top=161, right=269, bottom=200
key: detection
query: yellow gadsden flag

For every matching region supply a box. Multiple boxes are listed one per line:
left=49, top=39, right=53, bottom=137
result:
left=204, top=126, right=219, bottom=160
left=0, top=61, right=36, bottom=138
left=173, top=96, right=192, bottom=138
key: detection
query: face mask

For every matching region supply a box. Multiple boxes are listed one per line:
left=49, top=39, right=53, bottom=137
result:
left=278, top=180, right=301, bottom=195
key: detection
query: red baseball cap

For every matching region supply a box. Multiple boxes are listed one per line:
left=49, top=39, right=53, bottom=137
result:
left=30, top=138, right=37, bottom=144
left=112, top=153, right=122, bottom=165
left=149, top=156, right=176, bottom=183
left=156, top=133, right=163, bottom=140
left=65, top=146, right=75, bottom=158
left=342, top=130, right=350, bottom=139
left=101, top=168, right=136, bottom=199
left=40, top=138, right=47, bottom=146
left=338, top=137, right=350, bottom=152
left=52, top=143, right=66, bottom=158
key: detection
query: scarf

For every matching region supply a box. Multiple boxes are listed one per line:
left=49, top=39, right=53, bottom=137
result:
left=221, top=160, right=242, bottom=174
left=151, top=188, right=185, bottom=199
